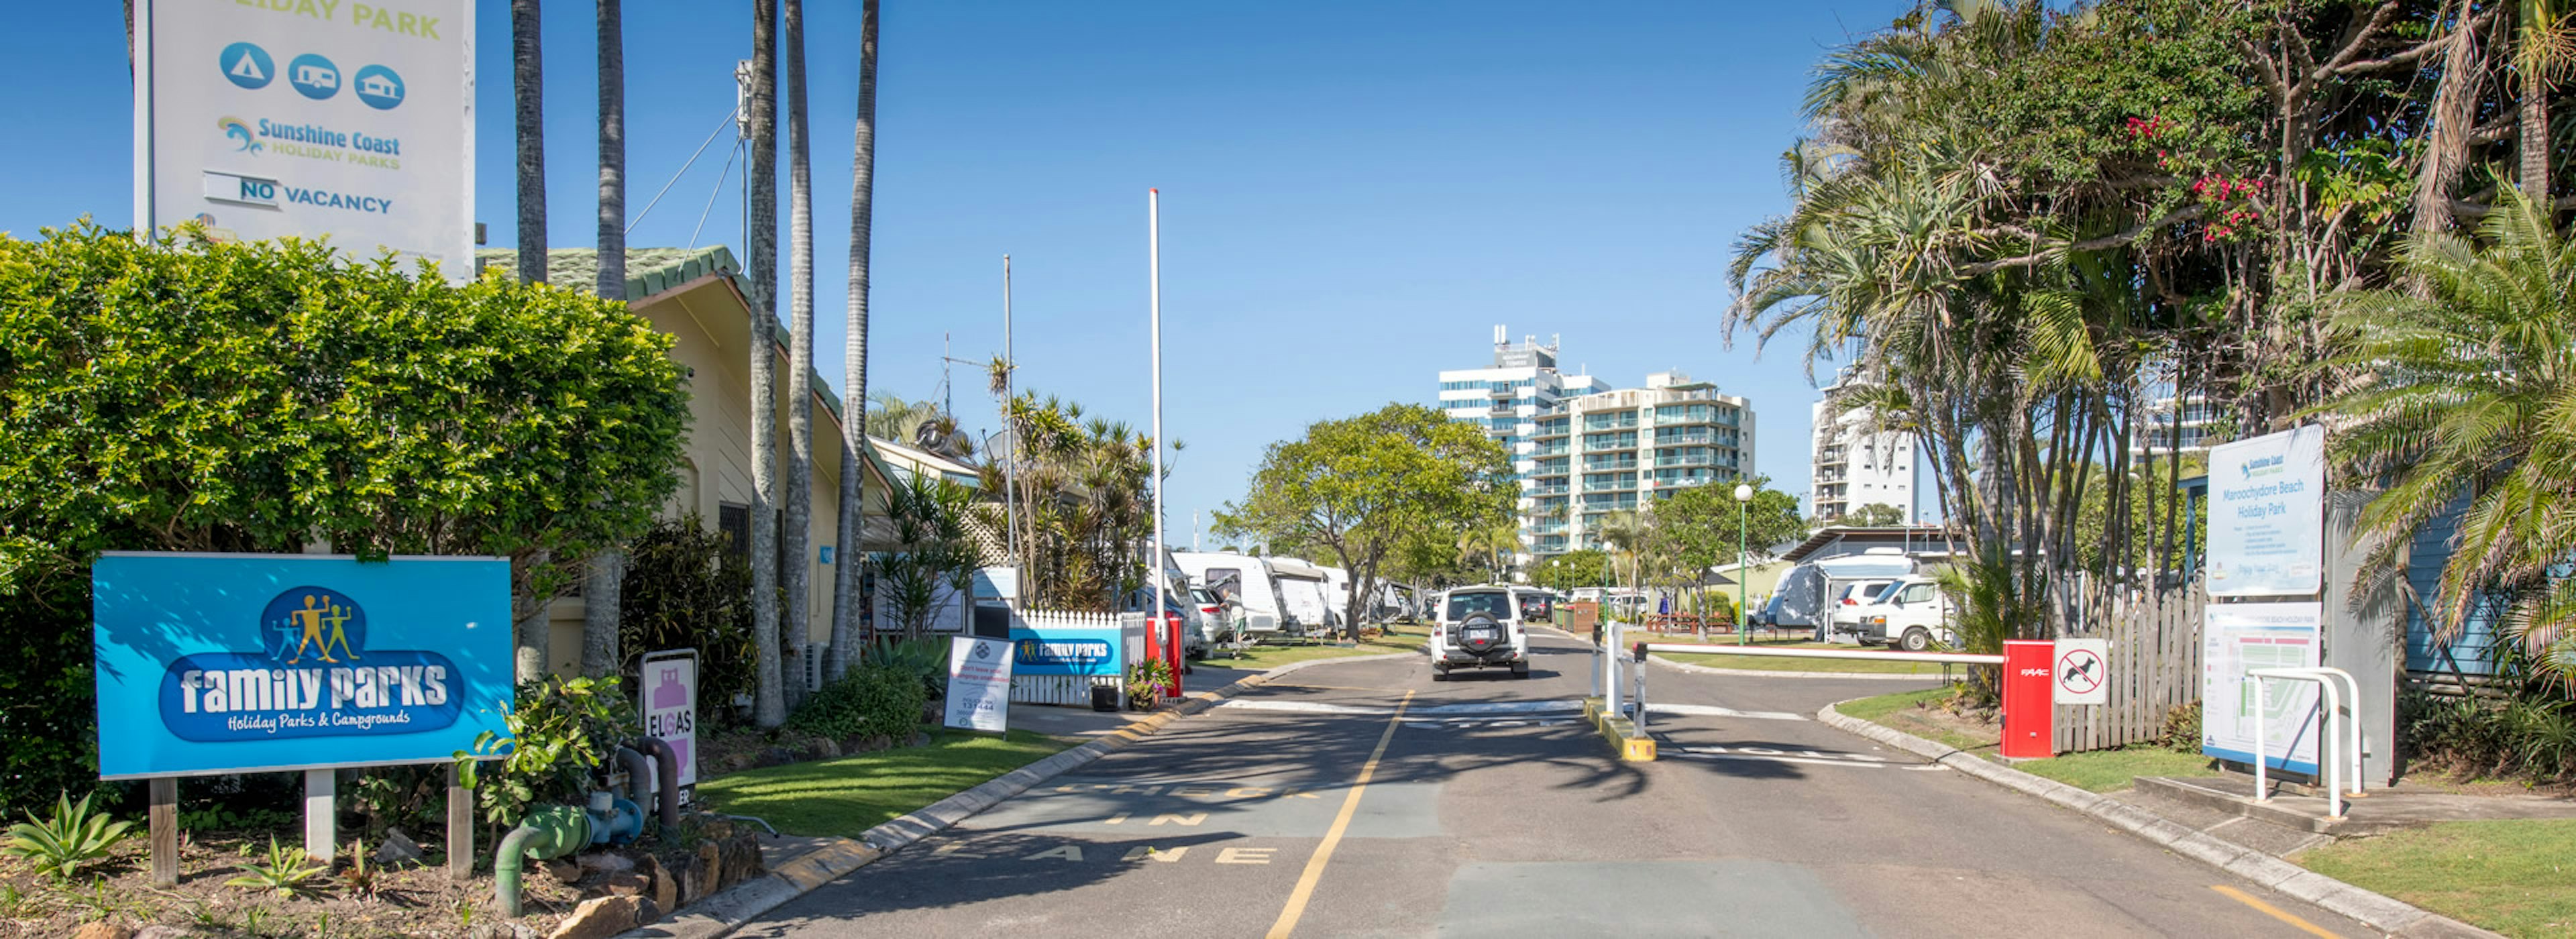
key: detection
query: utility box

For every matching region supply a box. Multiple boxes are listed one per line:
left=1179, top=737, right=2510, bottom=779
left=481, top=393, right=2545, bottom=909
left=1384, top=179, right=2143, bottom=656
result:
left=1567, top=602, right=1599, bottom=637
left=2001, top=640, right=2057, bottom=759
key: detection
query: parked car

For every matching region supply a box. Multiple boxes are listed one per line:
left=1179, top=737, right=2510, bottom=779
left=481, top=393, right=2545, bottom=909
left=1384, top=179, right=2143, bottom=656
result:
left=1512, top=586, right=1554, bottom=625
left=1430, top=585, right=1530, bottom=680
left=1118, top=587, right=1208, bottom=659
left=1849, top=575, right=1957, bottom=651
left=1824, top=578, right=1902, bottom=642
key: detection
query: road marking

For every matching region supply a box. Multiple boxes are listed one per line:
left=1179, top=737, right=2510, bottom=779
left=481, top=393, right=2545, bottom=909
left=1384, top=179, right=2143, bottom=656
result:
left=1023, top=844, right=1083, bottom=862
left=1220, top=698, right=1579, bottom=716
left=1664, top=746, right=1946, bottom=771
left=2210, top=885, right=2340, bottom=938
left=1150, top=813, right=1207, bottom=826
left=1217, top=847, right=1277, bottom=865
left=1267, top=689, right=1413, bottom=938
left=1644, top=703, right=1808, bottom=721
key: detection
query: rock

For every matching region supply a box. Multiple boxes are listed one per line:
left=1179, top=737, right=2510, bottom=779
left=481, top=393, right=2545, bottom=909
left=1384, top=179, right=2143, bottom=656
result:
left=576, top=851, right=635, bottom=876
left=701, top=818, right=735, bottom=841
left=697, top=841, right=724, bottom=894
left=667, top=852, right=709, bottom=905
left=545, top=895, right=651, bottom=939
left=376, top=828, right=427, bottom=868
left=755, top=746, right=795, bottom=768
left=135, top=928, right=195, bottom=939
left=599, top=871, right=650, bottom=897
left=71, top=923, right=135, bottom=939
left=718, top=832, right=765, bottom=889
left=641, top=854, right=677, bottom=912
left=543, top=858, right=583, bottom=884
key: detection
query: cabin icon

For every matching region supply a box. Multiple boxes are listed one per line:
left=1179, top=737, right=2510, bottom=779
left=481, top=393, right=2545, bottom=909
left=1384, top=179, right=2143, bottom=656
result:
left=358, top=73, right=398, bottom=99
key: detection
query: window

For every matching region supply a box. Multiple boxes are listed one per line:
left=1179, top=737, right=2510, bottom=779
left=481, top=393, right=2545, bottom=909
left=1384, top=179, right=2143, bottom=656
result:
left=1446, top=590, right=1511, bottom=621
left=718, top=503, right=750, bottom=564
left=1900, top=583, right=1937, bottom=604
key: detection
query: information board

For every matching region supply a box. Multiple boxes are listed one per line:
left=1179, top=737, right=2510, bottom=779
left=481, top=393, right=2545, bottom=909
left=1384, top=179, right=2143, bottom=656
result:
left=943, top=637, right=1013, bottom=733
left=1007, top=625, right=1123, bottom=677
left=2202, top=601, right=2323, bottom=775
left=2206, top=426, right=2326, bottom=597
left=136, top=0, right=474, bottom=278
left=93, top=552, right=513, bottom=779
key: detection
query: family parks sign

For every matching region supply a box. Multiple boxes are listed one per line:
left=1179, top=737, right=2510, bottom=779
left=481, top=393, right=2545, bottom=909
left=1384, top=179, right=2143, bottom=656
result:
left=93, top=553, right=513, bottom=779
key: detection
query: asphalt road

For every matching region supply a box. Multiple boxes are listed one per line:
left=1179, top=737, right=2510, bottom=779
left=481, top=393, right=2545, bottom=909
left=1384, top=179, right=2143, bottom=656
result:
left=737, top=629, right=2370, bottom=938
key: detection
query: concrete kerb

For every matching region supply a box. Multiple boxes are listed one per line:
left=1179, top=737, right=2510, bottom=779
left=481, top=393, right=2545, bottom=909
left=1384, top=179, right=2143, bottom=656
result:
left=623, top=648, right=1425, bottom=939
left=1814, top=700, right=2504, bottom=939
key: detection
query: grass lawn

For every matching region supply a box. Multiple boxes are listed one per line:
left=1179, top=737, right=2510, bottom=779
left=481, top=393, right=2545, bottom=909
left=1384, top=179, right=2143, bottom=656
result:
left=2299, top=819, right=2576, bottom=938
left=694, top=729, right=1069, bottom=838
left=1837, top=685, right=1998, bottom=753
left=1652, top=636, right=1966, bottom=675
left=2013, top=747, right=2220, bottom=793
left=1200, top=623, right=1427, bottom=670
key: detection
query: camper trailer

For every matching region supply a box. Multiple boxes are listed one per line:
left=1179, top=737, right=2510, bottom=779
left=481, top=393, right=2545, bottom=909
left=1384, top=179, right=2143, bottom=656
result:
left=1764, top=547, right=1918, bottom=643
left=1172, top=551, right=1291, bottom=641
left=1320, top=566, right=1353, bottom=628
left=1268, top=557, right=1333, bottom=637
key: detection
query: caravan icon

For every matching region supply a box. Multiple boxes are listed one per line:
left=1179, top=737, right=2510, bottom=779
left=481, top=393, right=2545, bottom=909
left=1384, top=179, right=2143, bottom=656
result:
left=286, top=54, right=339, bottom=101
left=352, top=65, right=405, bottom=111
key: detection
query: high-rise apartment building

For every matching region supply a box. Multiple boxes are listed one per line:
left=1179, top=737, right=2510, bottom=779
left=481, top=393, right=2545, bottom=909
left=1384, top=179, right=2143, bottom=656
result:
left=1809, top=370, right=1917, bottom=525
left=1438, top=327, right=1756, bottom=575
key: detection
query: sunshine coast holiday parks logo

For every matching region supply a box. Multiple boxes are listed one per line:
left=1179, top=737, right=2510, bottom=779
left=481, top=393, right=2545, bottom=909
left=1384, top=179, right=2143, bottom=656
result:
left=218, top=117, right=262, bottom=154
left=157, top=586, right=463, bottom=742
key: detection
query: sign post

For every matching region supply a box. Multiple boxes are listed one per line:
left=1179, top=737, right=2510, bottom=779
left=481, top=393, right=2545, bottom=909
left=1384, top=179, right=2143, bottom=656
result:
left=945, top=637, right=1014, bottom=733
left=639, top=650, right=700, bottom=804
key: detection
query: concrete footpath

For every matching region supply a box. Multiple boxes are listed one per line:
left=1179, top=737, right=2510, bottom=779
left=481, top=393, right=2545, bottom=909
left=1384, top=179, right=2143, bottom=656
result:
left=1813, top=700, right=2504, bottom=938
left=623, top=649, right=1420, bottom=939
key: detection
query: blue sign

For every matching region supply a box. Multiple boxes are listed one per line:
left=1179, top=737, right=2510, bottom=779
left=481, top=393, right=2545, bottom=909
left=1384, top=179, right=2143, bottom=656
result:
left=219, top=42, right=274, bottom=90
left=93, top=553, right=514, bottom=779
left=352, top=64, right=405, bottom=110
left=1008, top=626, right=1122, bottom=677
left=286, top=53, right=340, bottom=101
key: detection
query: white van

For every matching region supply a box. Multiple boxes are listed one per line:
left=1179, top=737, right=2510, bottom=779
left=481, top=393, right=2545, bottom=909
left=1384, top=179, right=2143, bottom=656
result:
left=1173, top=551, right=1291, bottom=640
left=1268, top=557, right=1333, bottom=638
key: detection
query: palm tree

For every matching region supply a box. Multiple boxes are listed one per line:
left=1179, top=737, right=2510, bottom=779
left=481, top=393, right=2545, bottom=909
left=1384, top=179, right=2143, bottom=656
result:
left=1595, top=510, right=1654, bottom=608
left=580, top=0, right=627, bottom=680
left=2317, top=189, right=2576, bottom=688
left=511, top=0, right=545, bottom=289
left=780, top=0, right=815, bottom=704
left=2514, top=0, right=2570, bottom=205
left=509, top=0, right=547, bottom=681
left=745, top=0, right=784, bottom=728
left=830, top=0, right=881, bottom=681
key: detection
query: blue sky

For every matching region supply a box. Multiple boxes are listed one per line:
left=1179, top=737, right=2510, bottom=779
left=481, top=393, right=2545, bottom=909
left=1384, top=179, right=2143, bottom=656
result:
left=5, top=0, right=1911, bottom=545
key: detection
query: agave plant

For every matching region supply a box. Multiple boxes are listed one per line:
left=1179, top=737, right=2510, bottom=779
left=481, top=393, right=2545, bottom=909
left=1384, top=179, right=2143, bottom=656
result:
left=4, top=792, right=138, bottom=883
left=224, top=836, right=332, bottom=897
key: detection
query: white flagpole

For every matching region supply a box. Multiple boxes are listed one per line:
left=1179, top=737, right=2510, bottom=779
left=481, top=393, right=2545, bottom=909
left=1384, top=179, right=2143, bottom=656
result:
left=1154, top=185, right=1175, bottom=679
left=1149, top=189, right=1167, bottom=681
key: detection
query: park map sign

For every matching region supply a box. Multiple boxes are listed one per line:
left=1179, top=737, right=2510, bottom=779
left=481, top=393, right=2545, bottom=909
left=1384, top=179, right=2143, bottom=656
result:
left=93, top=553, right=513, bottom=779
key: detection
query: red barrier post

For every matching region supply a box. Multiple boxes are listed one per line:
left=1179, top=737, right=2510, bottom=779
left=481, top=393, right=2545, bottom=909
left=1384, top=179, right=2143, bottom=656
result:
left=2000, top=640, right=2056, bottom=759
left=1162, top=614, right=1185, bottom=698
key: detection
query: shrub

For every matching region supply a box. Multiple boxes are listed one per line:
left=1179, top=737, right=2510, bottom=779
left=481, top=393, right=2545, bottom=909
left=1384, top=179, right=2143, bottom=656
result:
left=862, top=637, right=950, bottom=701
left=619, top=516, right=759, bottom=724
left=2159, top=701, right=2202, bottom=753
left=4, top=792, right=137, bottom=883
left=787, top=665, right=928, bottom=743
left=2400, top=684, right=2576, bottom=782
left=455, top=676, right=639, bottom=828
left=223, top=837, right=331, bottom=897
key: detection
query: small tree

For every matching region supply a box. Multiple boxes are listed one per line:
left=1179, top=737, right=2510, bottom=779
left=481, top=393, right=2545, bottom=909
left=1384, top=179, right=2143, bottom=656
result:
left=873, top=474, right=977, bottom=640
left=1218, top=404, right=1515, bottom=640
left=1837, top=503, right=1909, bottom=527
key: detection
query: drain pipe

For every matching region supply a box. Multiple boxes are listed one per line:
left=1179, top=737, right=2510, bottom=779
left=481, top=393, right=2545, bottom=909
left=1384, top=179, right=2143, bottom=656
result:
left=495, top=804, right=592, bottom=918
left=629, top=736, right=682, bottom=828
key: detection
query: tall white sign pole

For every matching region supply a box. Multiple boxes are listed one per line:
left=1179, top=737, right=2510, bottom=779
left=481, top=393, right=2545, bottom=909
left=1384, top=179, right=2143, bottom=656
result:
left=1149, top=190, right=1167, bottom=659
left=1003, top=254, right=1018, bottom=564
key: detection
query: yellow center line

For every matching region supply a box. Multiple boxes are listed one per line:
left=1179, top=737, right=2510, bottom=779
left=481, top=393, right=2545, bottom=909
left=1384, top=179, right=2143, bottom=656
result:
left=2210, top=885, right=2341, bottom=938
left=1265, top=689, right=1414, bottom=939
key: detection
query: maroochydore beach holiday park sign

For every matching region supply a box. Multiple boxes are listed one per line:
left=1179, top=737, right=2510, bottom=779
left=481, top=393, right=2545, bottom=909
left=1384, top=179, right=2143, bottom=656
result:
left=93, top=553, right=513, bottom=779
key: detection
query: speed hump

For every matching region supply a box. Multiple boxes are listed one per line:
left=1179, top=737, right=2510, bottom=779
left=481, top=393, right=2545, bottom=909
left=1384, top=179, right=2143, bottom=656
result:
left=2054, top=639, right=2109, bottom=706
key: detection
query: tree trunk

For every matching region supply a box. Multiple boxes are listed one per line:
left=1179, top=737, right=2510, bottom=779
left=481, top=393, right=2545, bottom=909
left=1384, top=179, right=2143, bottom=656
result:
left=2416, top=0, right=2486, bottom=237
left=747, top=0, right=785, bottom=728
left=511, top=0, right=545, bottom=286
left=830, top=0, right=880, bottom=681
left=781, top=0, right=816, bottom=704
left=2522, top=68, right=2552, bottom=206
left=513, top=551, right=552, bottom=683
left=580, top=0, right=627, bottom=682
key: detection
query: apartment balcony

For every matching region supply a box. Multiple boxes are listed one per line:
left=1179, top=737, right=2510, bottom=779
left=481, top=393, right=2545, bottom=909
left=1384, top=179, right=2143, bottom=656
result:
left=1527, top=483, right=1570, bottom=496
left=1529, top=520, right=1568, bottom=535
left=1655, top=453, right=1714, bottom=468
left=1655, top=431, right=1715, bottom=446
left=1582, top=457, right=1640, bottom=472
left=1582, top=415, right=1641, bottom=431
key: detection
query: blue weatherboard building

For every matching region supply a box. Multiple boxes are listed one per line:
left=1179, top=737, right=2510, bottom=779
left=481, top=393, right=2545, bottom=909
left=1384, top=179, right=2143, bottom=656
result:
left=93, top=553, right=514, bottom=779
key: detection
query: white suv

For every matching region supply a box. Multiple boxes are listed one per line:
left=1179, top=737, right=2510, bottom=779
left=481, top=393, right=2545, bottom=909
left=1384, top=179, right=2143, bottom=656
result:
left=1431, top=586, right=1530, bottom=680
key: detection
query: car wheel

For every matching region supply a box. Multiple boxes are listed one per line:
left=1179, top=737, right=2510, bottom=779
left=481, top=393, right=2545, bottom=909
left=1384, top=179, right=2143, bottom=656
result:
left=1900, top=628, right=1931, bottom=653
left=1512, top=664, right=1531, bottom=679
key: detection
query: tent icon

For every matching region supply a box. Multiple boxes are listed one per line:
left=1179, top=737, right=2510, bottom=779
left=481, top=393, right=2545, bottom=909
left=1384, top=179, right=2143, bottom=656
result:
left=231, top=55, right=266, bottom=83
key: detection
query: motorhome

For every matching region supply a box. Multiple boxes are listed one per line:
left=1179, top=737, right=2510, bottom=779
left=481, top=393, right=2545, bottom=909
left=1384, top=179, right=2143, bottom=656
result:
left=1172, top=551, right=1291, bottom=640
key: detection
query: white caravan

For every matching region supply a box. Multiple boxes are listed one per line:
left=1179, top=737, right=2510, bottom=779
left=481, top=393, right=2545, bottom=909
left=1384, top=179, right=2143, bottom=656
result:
left=1320, top=566, right=1352, bottom=628
left=1267, top=557, right=1333, bottom=638
left=1172, top=551, right=1291, bottom=639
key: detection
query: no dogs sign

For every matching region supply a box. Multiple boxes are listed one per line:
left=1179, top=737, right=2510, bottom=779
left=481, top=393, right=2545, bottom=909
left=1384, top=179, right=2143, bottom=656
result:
left=2055, top=639, right=2109, bottom=706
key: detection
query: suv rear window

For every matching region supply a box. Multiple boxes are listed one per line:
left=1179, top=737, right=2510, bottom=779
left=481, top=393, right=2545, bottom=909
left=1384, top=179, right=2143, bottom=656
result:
left=1446, top=591, right=1512, bottom=621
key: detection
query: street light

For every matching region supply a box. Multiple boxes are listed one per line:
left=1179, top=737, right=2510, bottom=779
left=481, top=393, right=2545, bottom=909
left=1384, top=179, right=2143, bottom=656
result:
left=1733, top=483, right=1754, bottom=646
